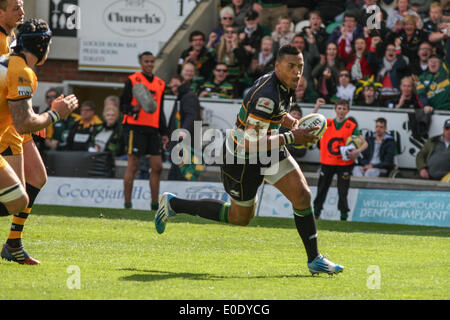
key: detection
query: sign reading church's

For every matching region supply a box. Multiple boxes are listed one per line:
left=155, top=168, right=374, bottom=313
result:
left=103, top=0, right=166, bottom=38
left=78, top=0, right=198, bottom=72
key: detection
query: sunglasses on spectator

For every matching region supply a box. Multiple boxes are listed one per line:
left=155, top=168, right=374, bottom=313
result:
left=222, top=16, right=233, bottom=20
left=46, top=95, right=58, bottom=99
left=215, top=68, right=228, bottom=72
left=339, top=73, right=350, bottom=77
left=225, top=30, right=237, bottom=33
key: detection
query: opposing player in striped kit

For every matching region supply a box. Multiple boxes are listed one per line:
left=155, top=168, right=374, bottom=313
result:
left=0, top=17, right=79, bottom=264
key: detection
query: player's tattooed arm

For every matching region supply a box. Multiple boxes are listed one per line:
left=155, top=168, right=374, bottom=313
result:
left=8, top=94, right=79, bottom=134
left=8, top=98, right=53, bottom=134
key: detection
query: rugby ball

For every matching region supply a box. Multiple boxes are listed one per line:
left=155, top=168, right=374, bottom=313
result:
left=293, top=113, right=327, bottom=149
left=345, top=135, right=363, bottom=148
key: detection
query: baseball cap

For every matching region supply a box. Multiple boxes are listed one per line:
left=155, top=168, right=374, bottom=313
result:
left=444, top=118, right=450, bottom=128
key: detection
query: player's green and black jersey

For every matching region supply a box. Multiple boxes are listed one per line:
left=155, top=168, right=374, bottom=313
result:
left=226, top=71, right=294, bottom=158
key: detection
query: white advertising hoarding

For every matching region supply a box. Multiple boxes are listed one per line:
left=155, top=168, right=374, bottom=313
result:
left=77, top=0, right=199, bottom=72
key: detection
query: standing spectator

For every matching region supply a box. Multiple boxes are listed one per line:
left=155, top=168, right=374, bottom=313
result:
left=294, top=76, right=319, bottom=104
left=231, top=0, right=252, bottom=29
left=339, top=36, right=373, bottom=81
left=332, top=69, right=356, bottom=105
left=248, top=36, right=276, bottom=81
left=209, top=6, right=235, bottom=48
left=291, top=33, right=320, bottom=87
left=198, top=63, right=236, bottom=99
left=252, top=0, right=288, bottom=31
left=215, top=26, right=248, bottom=97
left=167, top=75, right=202, bottom=181
left=409, top=41, right=433, bottom=77
left=327, top=11, right=364, bottom=47
left=66, top=101, right=103, bottom=151
left=271, top=16, right=295, bottom=51
left=409, top=0, right=434, bottom=17
left=312, top=99, right=368, bottom=221
left=353, top=117, right=396, bottom=177
left=286, top=0, right=314, bottom=24
left=386, top=0, right=422, bottom=32
left=312, top=42, right=345, bottom=102
left=396, top=14, right=428, bottom=67
left=300, top=10, right=329, bottom=55
left=368, top=38, right=409, bottom=101
left=120, top=51, right=169, bottom=211
left=179, top=31, right=216, bottom=87
left=416, top=119, right=450, bottom=181
left=416, top=51, right=450, bottom=111
left=238, top=10, right=270, bottom=68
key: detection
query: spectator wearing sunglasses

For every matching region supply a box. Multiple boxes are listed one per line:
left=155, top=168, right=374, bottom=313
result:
left=208, top=6, right=235, bottom=49
left=198, top=63, right=236, bottom=99
left=331, top=69, right=356, bottom=106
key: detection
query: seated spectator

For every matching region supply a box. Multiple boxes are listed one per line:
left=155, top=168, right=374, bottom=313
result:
left=409, top=41, right=433, bottom=77
left=385, top=76, right=423, bottom=109
left=291, top=33, right=320, bottom=86
left=45, top=109, right=80, bottom=152
left=178, top=31, right=216, bottom=87
left=248, top=36, right=276, bottom=81
left=279, top=104, right=307, bottom=159
left=424, top=2, right=448, bottom=58
left=353, top=117, right=396, bottom=177
left=238, top=10, right=270, bottom=67
left=90, top=101, right=124, bottom=156
left=339, top=36, right=373, bottom=81
left=294, top=76, right=319, bottom=104
left=416, top=51, right=450, bottom=111
left=231, top=0, right=252, bottom=29
left=180, top=62, right=200, bottom=94
left=312, top=41, right=345, bottom=102
left=331, top=69, right=356, bottom=105
left=271, top=16, right=295, bottom=51
left=354, top=76, right=383, bottom=107
left=214, top=26, right=248, bottom=97
left=209, top=6, right=235, bottom=48
left=368, top=38, right=409, bottom=101
left=251, top=0, right=288, bottom=31
left=416, top=119, right=450, bottom=181
left=198, top=63, right=236, bottom=99
left=300, top=10, right=329, bottom=55
left=286, top=0, right=314, bottom=24
left=66, top=101, right=103, bottom=151
left=327, top=11, right=364, bottom=47
left=396, top=14, right=428, bottom=67
left=387, top=0, right=422, bottom=32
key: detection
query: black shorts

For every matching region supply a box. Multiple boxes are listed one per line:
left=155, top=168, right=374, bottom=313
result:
left=221, top=143, right=289, bottom=204
left=124, top=125, right=162, bottom=156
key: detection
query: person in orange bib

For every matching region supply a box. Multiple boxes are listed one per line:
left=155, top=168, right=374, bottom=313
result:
left=312, top=99, right=367, bottom=221
left=120, top=51, right=169, bottom=211
left=0, top=18, right=79, bottom=265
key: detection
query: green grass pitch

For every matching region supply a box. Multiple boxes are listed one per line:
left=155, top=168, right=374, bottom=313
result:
left=0, top=204, right=448, bottom=300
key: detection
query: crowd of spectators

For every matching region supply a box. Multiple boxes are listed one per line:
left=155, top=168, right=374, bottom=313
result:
left=39, top=0, right=450, bottom=182
left=177, top=0, right=449, bottom=113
